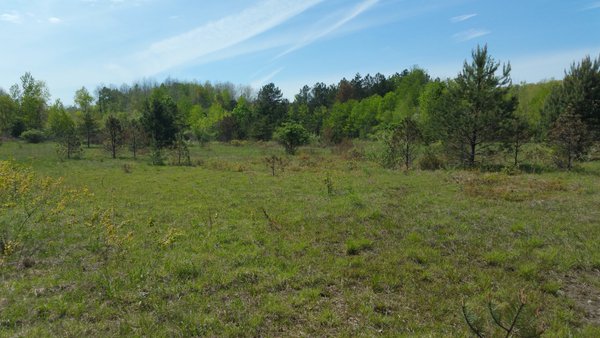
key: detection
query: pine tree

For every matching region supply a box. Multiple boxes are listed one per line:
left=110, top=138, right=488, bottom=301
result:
left=549, top=106, right=591, bottom=170
left=448, top=45, right=517, bottom=167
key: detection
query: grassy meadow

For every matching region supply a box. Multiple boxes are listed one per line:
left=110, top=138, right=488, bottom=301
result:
left=1, top=140, right=600, bottom=336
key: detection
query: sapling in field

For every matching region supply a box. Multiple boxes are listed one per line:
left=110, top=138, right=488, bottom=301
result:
left=462, top=290, right=545, bottom=337
left=104, top=115, right=123, bottom=159
left=549, top=106, right=591, bottom=170
left=381, top=116, right=422, bottom=170
left=264, top=155, right=287, bottom=176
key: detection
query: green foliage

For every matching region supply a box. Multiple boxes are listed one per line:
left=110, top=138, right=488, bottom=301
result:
left=462, top=291, right=545, bottom=337
left=169, top=133, right=192, bottom=166
left=74, top=87, right=94, bottom=113
left=549, top=107, right=591, bottom=170
left=252, top=83, right=288, bottom=140
left=445, top=45, right=517, bottom=167
left=189, top=103, right=229, bottom=145
left=57, top=131, right=82, bottom=160
left=346, top=238, right=373, bottom=255
left=104, top=115, right=123, bottom=159
left=11, top=72, right=50, bottom=130
left=123, top=118, right=146, bottom=159
left=418, top=143, right=446, bottom=170
left=502, top=115, right=532, bottom=167
left=513, top=81, right=558, bottom=137
left=78, top=111, right=98, bottom=148
left=149, top=144, right=165, bottom=165
left=47, top=99, right=75, bottom=139
left=141, top=89, right=181, bottom=148
left=380, top=116, right=422, bottom=170
left=543, top=55, right=600, bottom=140
left=0, top=92, right=17, bottom=135
left=45, top=100, right=83, bottom=160
left=274, top=122, right=310, bottom=155
left=20, top=129, right=45, bottom=143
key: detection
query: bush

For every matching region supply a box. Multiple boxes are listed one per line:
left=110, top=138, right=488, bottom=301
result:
left=20, top=129, right=45, bottom=143
left=418, top=144, right=446, bottom=170
left=274, top=122, right=310, bottom=155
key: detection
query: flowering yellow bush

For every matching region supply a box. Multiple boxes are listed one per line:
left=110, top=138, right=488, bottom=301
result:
left=0, top=161, right=100, bottom=264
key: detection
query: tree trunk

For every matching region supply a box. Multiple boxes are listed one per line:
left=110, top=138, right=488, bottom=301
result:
left=405, top=141, right=410, bottom=170
left=514, top=140, right=519, bottom=167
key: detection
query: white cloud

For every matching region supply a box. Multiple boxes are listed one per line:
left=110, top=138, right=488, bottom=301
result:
left=1, top=11, right=21, bottom=24
left=450, top=13, right=477, bottom=23
left=133, top=0, right=323, bottom=75
left=48, top=17, right=62, bottom=24
left=453, top=29, right=490, bottom=42
left=275, top=0, right=379, bottom=59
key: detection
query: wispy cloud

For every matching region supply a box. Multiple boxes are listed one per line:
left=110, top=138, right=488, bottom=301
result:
left=251, top=67, right=284, bottom=88
left=48, top=17, right=62, bottom=24
left=1, top=11, right=21, bottom=24
left=584, top=1, right=600, bottom=10
left=275, top=0, right=379, bottom=59
left=450, top=13, right=477, bottom=23
left=453, top=29, right=490, bottom=42
left=133, top=0, right=323, bottom=75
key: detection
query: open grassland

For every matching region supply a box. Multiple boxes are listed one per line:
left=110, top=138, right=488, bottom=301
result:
left=1, top=141, right=600, bottom=336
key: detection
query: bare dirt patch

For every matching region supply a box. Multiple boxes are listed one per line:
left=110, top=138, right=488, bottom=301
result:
left=563, top=270, right=600, bottom=325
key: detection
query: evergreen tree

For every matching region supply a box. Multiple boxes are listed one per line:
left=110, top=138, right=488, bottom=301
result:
left=549, top=106, right=591, bottom=170
left=251, top=83, right=288, bottom=140
left=447, top=45, right=516, bottom=167
left=104, top=115, right=123, bottom=159
left=141, top=89, right=181, bottom=148
left=543, top=55, right=600, bottom=140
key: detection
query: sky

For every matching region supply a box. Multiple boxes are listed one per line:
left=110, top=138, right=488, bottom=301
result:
left=1, top=0, right=599, bottom=105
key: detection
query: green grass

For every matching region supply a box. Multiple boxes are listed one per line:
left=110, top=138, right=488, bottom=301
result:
left=1, top=140, right=600, bottom=336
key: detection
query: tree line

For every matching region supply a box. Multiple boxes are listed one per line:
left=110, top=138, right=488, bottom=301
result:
left=0, top=45, right=598, bottom=169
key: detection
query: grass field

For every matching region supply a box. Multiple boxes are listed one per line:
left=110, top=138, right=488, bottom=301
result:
left=1, top=140, right=600, bottom=336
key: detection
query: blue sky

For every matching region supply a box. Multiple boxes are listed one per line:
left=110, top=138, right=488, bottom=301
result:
left=1, top=0, right=599, bottom=105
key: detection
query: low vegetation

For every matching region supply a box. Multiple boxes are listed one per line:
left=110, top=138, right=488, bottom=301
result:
left=1, top=141, right=599, bottom=336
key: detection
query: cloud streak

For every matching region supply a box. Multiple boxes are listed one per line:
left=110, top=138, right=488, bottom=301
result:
left=134, top=0, right=323, bottom=75
left=450, top=13, right=477, bottom=23
left=0, top=11, right=21, bottom=24
left=453, top=29, right=490, bottom=42
left=275, top=0, right=379, bottom=59
left=251, top=67, right=284, bottom=88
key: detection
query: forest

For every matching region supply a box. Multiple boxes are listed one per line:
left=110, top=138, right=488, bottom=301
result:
left=1, top=45, right=598, bottom=170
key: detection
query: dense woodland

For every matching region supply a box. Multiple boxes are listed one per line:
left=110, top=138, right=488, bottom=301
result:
left=1, top=45, right=598, bottom=169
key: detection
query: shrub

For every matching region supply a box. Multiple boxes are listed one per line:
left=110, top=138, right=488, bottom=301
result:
left=274, top=122, right=310, bottom=155
left=20, top=129, right=45, bottom=143
left=419, top=152, right=445, bottom=170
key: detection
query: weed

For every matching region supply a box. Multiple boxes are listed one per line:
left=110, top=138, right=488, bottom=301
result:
left=324, top=173, right=335, bottom=196
left=346, top=239, right=373, bottom=255
left=122, top=163, right=132, bottom=173
left=264, top=155, right=287, bottom=176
